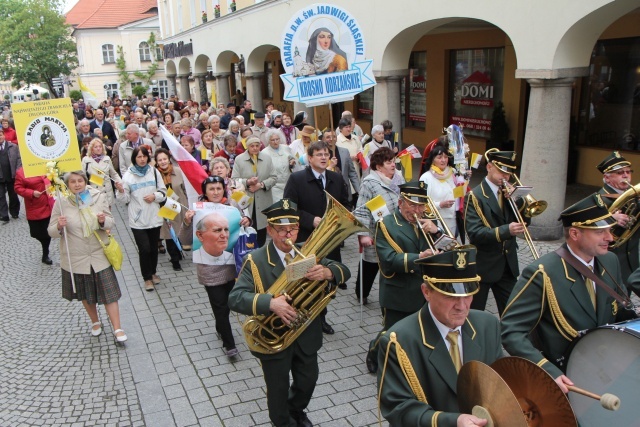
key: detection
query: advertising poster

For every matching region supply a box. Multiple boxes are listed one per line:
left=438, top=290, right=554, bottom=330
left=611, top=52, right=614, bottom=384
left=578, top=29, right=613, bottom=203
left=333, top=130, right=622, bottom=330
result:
left=191, top=202, right=241, bottom=266
left=13, top=98, right=81, bottom=178
left=280, top=3, right=376, bottom=106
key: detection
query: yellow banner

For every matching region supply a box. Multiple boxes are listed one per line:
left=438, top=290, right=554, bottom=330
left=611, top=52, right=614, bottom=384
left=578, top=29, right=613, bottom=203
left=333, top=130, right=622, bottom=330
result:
left=13, top=98, right=81, bottom=178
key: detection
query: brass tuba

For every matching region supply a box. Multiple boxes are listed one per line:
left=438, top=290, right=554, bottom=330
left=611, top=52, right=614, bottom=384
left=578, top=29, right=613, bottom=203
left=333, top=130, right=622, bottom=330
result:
left=608, top=182, right=640, bottom=249
left=242, top=193, right=368, bottom=354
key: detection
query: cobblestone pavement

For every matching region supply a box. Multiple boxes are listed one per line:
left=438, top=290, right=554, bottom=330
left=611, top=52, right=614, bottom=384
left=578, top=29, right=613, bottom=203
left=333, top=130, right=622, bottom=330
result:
left=0, top=181, right=625, bottom=427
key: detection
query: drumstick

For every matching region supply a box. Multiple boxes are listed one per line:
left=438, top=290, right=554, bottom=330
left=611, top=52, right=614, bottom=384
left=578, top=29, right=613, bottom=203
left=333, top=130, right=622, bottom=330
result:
left=567, top=385, right=620, bottom=411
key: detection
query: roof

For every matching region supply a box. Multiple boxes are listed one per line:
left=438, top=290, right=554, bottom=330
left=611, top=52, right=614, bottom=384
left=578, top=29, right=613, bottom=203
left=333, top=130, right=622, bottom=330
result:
left=66, top=0, right=158, bottom=29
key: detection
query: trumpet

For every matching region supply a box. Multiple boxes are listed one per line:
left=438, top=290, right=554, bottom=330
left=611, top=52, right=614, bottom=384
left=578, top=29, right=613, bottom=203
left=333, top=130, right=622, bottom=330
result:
left=608, top=180, right=640, bottom=249
left=511, top=173, right=548, bottom=217
left=502, top=179, right=540, bottom=259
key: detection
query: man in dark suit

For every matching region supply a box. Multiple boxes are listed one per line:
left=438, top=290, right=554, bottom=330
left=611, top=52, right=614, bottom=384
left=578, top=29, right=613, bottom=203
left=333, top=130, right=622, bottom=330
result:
left=501, top=193, right=638, bottom=392
left=283, top=140, right=350, bottom=334
left=72, top=103, right=85, bottom=120
left=229, top=199, right=350, bottom=427
left=89, top=109, right=117, bottom=145
left=366, top=181, right=440, bottom=373
left=76, top=119, right=94, bottom=149
left=0, top=129, right=21, bottom=221
left=595, top=151, right=639, bottom=284
left=321, top=129, right=360, bottom=205
left=377, top=246, right=502, bottom=426
left=464, top=149, right=524, bottom=315
left=219, top=102, right=236, bottom=130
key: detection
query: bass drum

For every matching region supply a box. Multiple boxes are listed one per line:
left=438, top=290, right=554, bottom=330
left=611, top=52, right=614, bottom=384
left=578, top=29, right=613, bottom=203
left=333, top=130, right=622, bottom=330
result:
left=566, top=318, right=640, bottom=427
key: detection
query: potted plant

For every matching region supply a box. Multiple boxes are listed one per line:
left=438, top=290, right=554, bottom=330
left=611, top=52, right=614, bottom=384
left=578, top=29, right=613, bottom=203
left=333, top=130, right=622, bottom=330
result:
left=230, top=1, right=236, bottom=12
left=202, top=11, right=207, bottom=23
left=214, top=4, right=220, bottom=18
left=487, top=101, right=511, bottom=151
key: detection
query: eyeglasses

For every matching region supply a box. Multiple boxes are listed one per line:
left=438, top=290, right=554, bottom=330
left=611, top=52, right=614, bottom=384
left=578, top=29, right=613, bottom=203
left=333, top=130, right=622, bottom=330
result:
left=313, top=153, right=330, bottom=158
left=275, top=227, right=299, bottom=236
left=204, top=176, right=225, bottom=185
left=612, top=169, right=633, bottom=175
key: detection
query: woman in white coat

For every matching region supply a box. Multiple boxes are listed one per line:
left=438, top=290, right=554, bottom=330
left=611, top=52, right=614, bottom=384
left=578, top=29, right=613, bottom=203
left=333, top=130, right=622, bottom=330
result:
left=82, top=138, right=122, bottom=207
left=261, top=129, right=295, bottom=200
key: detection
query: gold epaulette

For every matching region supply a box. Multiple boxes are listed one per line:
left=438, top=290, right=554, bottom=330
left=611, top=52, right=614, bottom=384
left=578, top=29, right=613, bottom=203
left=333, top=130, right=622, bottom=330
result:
left=378, top=220, right=403, bottom=254
left=541, top=265, right=578, bottom=340
left=247, top=254, right=265, bottom=294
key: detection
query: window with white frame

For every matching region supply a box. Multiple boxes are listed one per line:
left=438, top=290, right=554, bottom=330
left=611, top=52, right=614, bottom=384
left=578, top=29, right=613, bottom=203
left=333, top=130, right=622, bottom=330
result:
left=158, top=80, right=169, bottom=99
left=139, top=42, right=151, bottom=61
left=102, top=44, right=115, bottom=64
left=104, top=83, right=118, bottom=98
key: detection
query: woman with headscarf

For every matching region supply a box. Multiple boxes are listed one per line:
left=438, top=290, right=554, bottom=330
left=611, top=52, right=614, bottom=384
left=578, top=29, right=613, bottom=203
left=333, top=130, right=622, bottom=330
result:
left=277, top=112, right=299, bottom=146
left=306, top=27, right=348, bottom=75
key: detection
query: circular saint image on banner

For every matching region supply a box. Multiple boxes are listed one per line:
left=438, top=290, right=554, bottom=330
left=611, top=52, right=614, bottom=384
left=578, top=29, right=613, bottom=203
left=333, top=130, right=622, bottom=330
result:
left=24, top=117, right=71, bottom=160
left=281, top=3, right=366, bottom=77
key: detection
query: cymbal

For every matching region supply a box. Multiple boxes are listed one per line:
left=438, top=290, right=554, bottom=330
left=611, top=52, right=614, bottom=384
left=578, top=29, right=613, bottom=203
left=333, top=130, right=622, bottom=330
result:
left=492, top=357, right=577, bottom=427
left=458, top=361, right=528, bottom=427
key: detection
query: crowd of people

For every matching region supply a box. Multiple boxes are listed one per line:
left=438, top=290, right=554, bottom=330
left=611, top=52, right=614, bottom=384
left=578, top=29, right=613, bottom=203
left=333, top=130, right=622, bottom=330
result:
left=4, top=92, right=640, bottom=426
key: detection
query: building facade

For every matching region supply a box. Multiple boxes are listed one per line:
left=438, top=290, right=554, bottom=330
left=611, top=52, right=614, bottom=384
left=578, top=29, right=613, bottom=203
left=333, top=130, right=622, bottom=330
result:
left=66, top=0, right=169, bottom=100
left=159, top=0, right=639, bottom=239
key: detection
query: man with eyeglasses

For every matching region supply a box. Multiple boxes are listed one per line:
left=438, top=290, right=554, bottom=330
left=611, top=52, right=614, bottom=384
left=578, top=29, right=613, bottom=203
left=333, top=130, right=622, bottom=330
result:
left=283, top=140, right=350, bottom=334
left=597, top=151, right=638, bottom=282
left=229, top=199, right=350, bottom=427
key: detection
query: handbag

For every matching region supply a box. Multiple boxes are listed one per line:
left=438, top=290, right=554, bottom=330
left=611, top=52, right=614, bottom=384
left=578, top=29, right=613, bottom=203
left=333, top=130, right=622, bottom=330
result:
left=233, top=226, right=257, bottom=274
left=94, top=231, right=123, bottom=271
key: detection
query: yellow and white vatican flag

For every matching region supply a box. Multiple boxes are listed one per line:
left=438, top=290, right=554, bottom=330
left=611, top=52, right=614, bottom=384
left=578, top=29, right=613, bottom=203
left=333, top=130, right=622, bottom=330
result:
left=78, top=78, right=100, bottom=109
left=158, top=197, right=182, bottom=221
left=231, top=190, right=252, bottom=210
left=365, top=195, right=390, bottom=221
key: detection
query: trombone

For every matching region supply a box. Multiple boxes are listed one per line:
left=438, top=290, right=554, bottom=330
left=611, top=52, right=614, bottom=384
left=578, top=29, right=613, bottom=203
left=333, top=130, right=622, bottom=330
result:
left=414, top=196, right=460, bottom=253
left=511, top=173, right=548, bottom=217
left=502, top=179, right=540, bottom=259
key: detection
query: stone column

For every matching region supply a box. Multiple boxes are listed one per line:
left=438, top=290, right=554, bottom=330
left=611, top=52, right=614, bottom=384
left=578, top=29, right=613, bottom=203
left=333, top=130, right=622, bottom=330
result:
left=177, top=74, right=190, bottom=101
left=245, top=72, right=264, bottom=111
left=517, top=70, right=586, bottom=240
left=195, top=73, right=208, bottom=103
left=293, top=102, right=315, bottom=127
left=214, top=73, right=231, bottom=106
left=372, top=71, right=406, bottom=134
left=167, top=74, right=177, bottom=97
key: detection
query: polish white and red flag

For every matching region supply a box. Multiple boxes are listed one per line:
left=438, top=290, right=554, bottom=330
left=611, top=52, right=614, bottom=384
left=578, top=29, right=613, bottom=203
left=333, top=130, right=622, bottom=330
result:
left=160, top=124, right=208, bottom=207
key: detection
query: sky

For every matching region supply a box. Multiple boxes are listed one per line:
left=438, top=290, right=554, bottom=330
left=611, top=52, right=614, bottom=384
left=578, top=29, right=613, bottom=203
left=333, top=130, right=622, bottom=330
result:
left=63, top=0, right=79, bottom=14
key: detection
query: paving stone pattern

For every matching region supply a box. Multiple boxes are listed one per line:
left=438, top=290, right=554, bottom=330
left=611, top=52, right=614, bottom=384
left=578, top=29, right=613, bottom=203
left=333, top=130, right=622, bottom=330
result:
left=0, top=181, right=630, bottom=426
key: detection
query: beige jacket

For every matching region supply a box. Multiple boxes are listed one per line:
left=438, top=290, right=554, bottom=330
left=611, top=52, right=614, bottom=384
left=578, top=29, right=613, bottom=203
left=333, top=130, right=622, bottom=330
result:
left=231, top=151, right=277, bottom=230
left=158, top=166, right=188, bottom=240
left=48, top=187, right=115, bottom=274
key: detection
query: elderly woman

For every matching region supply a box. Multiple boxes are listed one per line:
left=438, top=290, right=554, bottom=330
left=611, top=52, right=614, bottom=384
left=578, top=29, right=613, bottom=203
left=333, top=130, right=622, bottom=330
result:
left=181, top=117, right=201, bottom=145
left=214, top=134, right=243, bottom=170
left=82, top=138, right=123, bottom=207
left=367, top=124, right=392, bottom=158
left=196, top=112, right=209, bottom=133
left=419, top=145, right=464, bottom=238
left=277, top=112, right=299, bottom=146
left=48, top=171, right=127, bottom=343
left=116, top=146, right=167, bottom=292
left=162, top=112, right=174, bottom=127
left=231, top=136, right=277, bottom=247
left=14, top=168, right=53, bottom=264
left=225, top=120, right=241, bottom=143
left=261, top=129, right=295, bottom=200
left=354, top=147, right=405, bottom=304
left=208, top=114, right=226, bottom=145
left=289, top=125, right=316, bottom=170
left=146, top=120, right=164, bottom=150
left=179, top=176, right=251, bottom=358
left=154, top=148, right=188, bottom=271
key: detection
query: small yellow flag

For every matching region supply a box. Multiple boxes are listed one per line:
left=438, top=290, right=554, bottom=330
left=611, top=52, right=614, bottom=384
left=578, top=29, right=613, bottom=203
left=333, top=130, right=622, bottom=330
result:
left=231, top=190, right=252, bottom=209
left=158, top=198, right=181, bottom=220
left=399, top=153, right=412, bottom=181
left=89, top=168, right=104, bottom=186
left=453, top=185, right=466, bottom=199
left=470, top=153, right=481, bottom=169
left=250, top=113, right=255, bottom=121
left=166, top=187, right=175, bottom=199
left=365, top=195, right=390, bottom=221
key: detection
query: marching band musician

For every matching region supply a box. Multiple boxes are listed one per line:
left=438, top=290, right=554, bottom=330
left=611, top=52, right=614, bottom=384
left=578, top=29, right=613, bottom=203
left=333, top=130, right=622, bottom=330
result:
left=377, top=246, right=502, bottom=427
left=365, top=182, right=441, bottom=373
left=501, top=194, right=638, bottom=392
left=596, top=151, right=639, bottom=283
left=464, top=150, right=524, bottom=315
left=228, top=199, right=350, bottom=427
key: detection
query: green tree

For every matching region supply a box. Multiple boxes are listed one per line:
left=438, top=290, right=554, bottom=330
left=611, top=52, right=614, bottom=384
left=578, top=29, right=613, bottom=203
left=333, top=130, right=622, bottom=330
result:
left=69, top=89, right=82, bottom=101
left=132, top=85, right=148, bottom=98
left=116, top=45, right=133, bottom=96
left=0, top=0, right=77, bottom=98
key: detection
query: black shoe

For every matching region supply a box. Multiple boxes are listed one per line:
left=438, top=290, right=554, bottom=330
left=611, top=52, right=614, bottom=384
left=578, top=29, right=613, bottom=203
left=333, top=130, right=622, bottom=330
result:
left=11, top=215, right=18, bottom=219
left=172, top=261, right=182, bottom=271
left=42, top=256, right=53, bottom=265
left=366, top=350, right=378, bottom=374
left=321, top=319, right=334, bottom=335
left=355, top=294, right=368, bottom=305
left=338, top=283, right=347, bottom=290
left=0, top=217, right=8, bottom=222
left=290, top=410, right=313, bottom=427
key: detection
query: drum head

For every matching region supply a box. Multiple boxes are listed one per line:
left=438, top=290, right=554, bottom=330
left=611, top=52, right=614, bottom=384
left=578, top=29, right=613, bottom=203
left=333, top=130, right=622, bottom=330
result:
left=492, top=357, right=576, bottom=427
left=566, top=322, right=640, bottom=426
left=458, top=361, right=528, bottom=427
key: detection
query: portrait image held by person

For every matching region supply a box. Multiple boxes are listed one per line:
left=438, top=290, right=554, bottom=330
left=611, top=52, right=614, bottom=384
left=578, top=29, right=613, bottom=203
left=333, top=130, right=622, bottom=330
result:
left=116, top=146, right=167, bottom=292
left=464, top=149, right=523, bottom=315
left=377, top=246, right=501, bottom=427
left=47, top=171, right=127, bottom=343
left=501, top=193, right=640, bottom=393
left=306, top=27, right=348, bottom=75
left=228, top=199, right=350, bottom=427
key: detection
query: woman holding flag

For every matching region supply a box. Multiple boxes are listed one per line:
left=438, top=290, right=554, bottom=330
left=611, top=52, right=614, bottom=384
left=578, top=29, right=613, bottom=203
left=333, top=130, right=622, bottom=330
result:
left=116, top=146, right=167, bottom=292
left=154, top=148, right=188, bottom=271
left=82, top=138, right=122, bottom=208
left=353, top=148, right=404, bottom=304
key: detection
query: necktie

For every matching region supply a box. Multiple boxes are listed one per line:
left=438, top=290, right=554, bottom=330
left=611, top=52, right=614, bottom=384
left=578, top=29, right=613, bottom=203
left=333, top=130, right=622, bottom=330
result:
left=586, top=266, right=596, bottom=310
left=446, top=330, right=462, bottom=373
left=497, top=190, right=503, bottom=209
left=318, top=174, right=325, bottom=189
left=284, top=253, right=293, bottom=265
